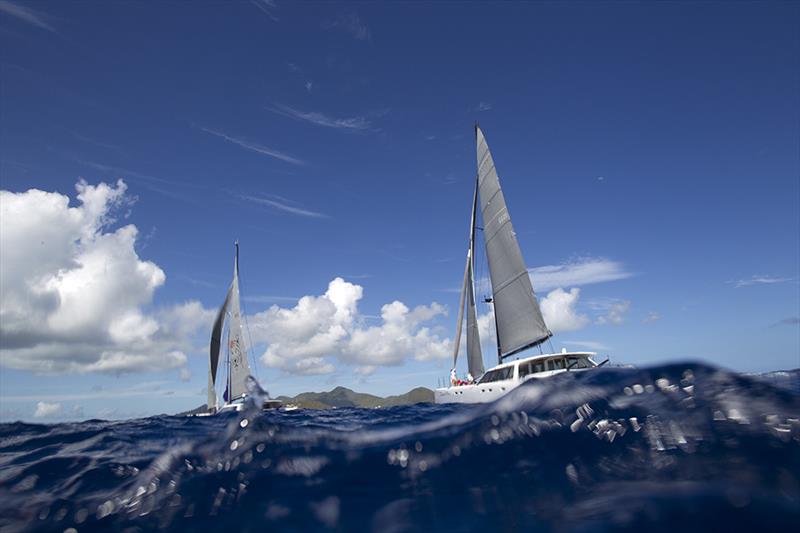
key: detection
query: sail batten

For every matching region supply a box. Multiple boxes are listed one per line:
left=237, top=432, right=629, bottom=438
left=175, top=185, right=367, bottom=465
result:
left=475, top=126, right=551, bottom=361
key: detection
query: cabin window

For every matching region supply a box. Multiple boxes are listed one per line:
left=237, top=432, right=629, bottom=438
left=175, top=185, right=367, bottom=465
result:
left=548, top=358, right=565, bottom=370
left=532, top=362, right=545, bottom=373
left=478, top=367, right=514, bottom=383
left=519, top=363, right=531, bottom=378
left=567, top=356, right=589, bottom=369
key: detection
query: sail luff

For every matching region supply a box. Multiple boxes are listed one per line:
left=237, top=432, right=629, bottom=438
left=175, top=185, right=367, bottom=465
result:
left=475, top=126, right=551, bottom=360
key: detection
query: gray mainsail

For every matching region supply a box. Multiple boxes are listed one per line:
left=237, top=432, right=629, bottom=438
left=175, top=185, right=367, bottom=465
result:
left=226, top=242, right=252, bottom=401
left=476, top=126, right=551, bottom=361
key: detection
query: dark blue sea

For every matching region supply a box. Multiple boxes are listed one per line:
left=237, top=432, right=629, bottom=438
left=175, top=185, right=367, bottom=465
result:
left=1, top=363, right=798, bottom=532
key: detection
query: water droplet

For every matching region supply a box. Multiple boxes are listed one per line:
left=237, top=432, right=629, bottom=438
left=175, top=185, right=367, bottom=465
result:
left=230, top=440, right=239, bottom=451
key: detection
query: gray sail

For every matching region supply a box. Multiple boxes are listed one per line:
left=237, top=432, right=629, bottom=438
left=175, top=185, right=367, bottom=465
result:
left=476, top=126, right=551, bottom=360
left=226, top=242, right=252, bottom=401
left=452, top=176, right=484, bottom=377
left=451, top=251, right=470, bottom=369
left=208, top=284, right=232, bottom=410
left=465, top=260, right=484, bottom=376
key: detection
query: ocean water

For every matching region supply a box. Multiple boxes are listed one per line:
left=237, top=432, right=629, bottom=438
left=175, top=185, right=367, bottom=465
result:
left=1, top=363, right=798, bottom=532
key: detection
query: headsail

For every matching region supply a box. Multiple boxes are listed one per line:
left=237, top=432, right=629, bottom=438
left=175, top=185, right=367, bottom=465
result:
left=476, top=126, right=551, bottom=361
left=452, top=176, right=484, bottom=377
left=465, top=260, right=484, bottom=376
left=226, top=241, right=252, bottom=401
left=208, top=284, right=232, bottom=410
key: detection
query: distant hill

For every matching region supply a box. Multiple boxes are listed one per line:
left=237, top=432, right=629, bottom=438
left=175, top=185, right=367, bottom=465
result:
left=177, top=386, right=434, bottom=414
left=277, top=386, right=434, bottom=409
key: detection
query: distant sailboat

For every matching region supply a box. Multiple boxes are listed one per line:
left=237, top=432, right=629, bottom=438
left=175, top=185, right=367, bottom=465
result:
left=435, top=126, right=604, bottom=404
left=207, top=242, right=280, bottom=413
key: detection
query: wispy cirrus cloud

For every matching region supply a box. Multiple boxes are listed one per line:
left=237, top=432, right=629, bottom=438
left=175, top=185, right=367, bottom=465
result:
left=322, top=12, right=370, bottom=41
left=269, top=103, right=372, bottom=132
left=444, top=257, right=633, bottom=294
left=238, top=193, right=329, bottom=219
left=199, top=126, right=306, bottom=166
left=530, top=257, right=634, bottom=292
left=0, top=0, right=56, bottom=32
left=250, top=0, right=278, bottom=22
left=730, top=275, right=794, bottom=288
left=770, top=317, right=799, bottom=328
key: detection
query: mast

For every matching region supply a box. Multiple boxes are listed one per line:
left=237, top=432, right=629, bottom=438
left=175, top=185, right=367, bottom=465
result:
left=475, top=125, right=552, bottom=362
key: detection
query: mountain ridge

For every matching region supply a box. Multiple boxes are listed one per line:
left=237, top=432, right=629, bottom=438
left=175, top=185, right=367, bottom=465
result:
left=177, top=386, right=434, bottom=414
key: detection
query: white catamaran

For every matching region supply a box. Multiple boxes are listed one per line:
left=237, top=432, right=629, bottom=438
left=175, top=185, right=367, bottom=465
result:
left=206, top=242, right=280, bottom=413
left=435, top=126, right=603, bottom=404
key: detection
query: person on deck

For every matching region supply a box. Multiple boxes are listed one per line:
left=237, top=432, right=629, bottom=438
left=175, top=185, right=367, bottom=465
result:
left=450, top=368, right=458, bottom=386
left=466, top=372, right=474, bottom=384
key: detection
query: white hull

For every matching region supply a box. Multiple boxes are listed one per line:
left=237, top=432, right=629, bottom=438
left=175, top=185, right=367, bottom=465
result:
left=435, top=351, right=598, bottom=404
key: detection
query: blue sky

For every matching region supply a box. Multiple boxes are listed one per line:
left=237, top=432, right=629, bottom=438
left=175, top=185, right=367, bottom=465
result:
left=1, top=1, right=798, bottom=421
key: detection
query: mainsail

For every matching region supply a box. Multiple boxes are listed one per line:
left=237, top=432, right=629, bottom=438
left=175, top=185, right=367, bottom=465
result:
left=476, top=126, right=551, bottom=361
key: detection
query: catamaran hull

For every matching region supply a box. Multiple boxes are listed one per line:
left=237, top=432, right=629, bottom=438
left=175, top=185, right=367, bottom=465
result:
left=435, top=383, right=510, bottom=404
left=435, top=352, right=599, bottom=404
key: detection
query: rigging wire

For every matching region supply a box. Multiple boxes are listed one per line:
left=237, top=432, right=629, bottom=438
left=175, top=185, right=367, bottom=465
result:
left=237, top=268, right=261, bottom=382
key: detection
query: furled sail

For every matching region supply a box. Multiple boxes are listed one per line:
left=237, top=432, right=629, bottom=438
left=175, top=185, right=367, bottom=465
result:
left=226, top=242, right=252, bottom=401
left=476, top=126, right=551, bottom=360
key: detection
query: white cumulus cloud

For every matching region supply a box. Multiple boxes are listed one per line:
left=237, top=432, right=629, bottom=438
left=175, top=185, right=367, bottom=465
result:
left=539, top=288, right=590, bottom=333
left=34, top=401, right=62, bottom=418
left=248, top=278, right=450, bottom=375
left=0, top=180, right=214, bottom=374
left=590, top=298, right=631, bottom=325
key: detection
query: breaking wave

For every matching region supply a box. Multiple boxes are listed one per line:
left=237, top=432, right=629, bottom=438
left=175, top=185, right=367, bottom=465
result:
left=1, top=362, right=798, bottom=531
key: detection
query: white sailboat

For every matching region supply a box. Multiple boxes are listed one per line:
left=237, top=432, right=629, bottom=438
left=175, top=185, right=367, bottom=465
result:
left=435, top=126, right=604, bottom=404
left=206, top=242, right=281, bottom=413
